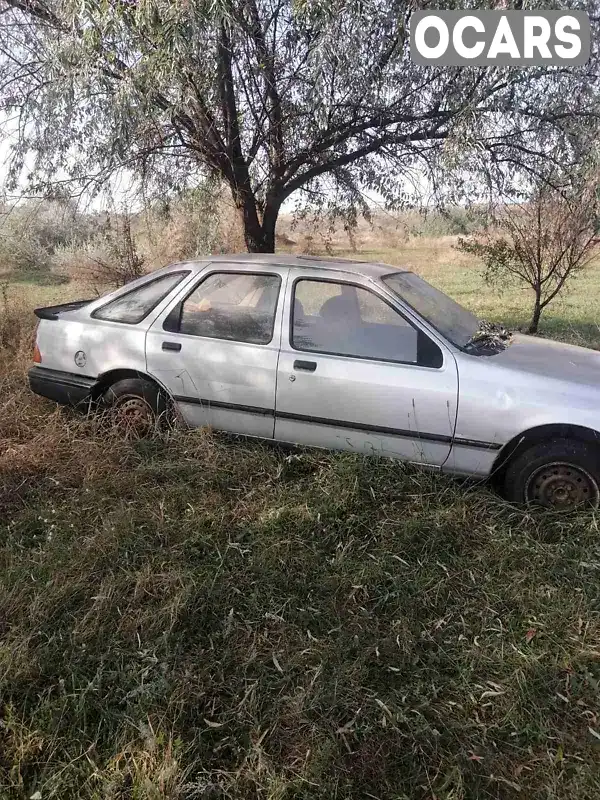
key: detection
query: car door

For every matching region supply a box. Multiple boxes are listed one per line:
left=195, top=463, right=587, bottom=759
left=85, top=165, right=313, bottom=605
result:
left=146, top=263, right=287, bottom=437
left=274, top=270, right=459, bottom=465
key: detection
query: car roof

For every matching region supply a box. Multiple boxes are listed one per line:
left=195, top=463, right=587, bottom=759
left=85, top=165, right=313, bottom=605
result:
left=175, top=253, right=410, bottom=280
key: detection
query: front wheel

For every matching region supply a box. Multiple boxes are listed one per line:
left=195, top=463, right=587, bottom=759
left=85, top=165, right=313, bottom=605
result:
left=101, top=377, right=168, bottom=438
left=503, top=438, right=600, bottom=510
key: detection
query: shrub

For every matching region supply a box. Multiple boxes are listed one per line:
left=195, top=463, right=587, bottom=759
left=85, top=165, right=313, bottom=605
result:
left=84, top=210, right=146, bottom=288
left=0, top=200, right=94, bottom=279
left=457, top=175, right=600, bottom=333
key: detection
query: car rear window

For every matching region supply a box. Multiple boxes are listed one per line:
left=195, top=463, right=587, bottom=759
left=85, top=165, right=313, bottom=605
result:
left=92, top=271, right=190, bottom=324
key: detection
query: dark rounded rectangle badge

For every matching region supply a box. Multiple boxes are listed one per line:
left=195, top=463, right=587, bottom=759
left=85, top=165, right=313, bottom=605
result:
left=410, top=10, right=590, bottom=66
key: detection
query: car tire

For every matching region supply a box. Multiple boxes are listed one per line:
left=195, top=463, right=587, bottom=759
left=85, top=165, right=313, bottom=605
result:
left=101, top=377, right=168, bottom=437
left=503, top=437, right=600, bottom=509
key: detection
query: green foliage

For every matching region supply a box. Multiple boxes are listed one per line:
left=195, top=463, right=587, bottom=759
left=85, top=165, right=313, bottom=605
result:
left=138, top=183, right=245, bottom=267
left=405, top=207, right=489, bottom=239
left=168, top=183, right=230, bottom=257
left=456, top=175, right=600, bottom=333
left=0, top=227, right=51, bottom=276
left=457, top=235, right=519, bottom=286
left=0, top=201, right=92, bottom=280
left=1, top=1, right=599, bottom=251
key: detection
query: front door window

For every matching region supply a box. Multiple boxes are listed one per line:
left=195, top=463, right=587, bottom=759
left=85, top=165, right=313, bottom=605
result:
left=292, top=279, right=439, bottom=366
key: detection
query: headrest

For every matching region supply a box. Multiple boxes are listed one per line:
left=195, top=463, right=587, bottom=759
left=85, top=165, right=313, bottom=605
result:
left=319, top=294, right=357, bottom=323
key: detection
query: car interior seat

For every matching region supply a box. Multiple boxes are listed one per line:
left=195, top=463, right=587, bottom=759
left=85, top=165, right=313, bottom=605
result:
left=319, top=293, right=360, bottom=325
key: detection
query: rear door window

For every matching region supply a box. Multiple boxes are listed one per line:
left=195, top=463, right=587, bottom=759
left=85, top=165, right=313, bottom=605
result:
left=167, top=272, right=281, bottom=345
left=92, top=271, right=190, bottom=324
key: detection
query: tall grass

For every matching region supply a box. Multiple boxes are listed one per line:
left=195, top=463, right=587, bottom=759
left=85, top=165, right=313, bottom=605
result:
left=1, top=291, right=600, bottom=799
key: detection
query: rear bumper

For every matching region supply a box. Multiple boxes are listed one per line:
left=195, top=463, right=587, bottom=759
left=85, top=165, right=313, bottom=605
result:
left=28, top=367, right=97, bottom=408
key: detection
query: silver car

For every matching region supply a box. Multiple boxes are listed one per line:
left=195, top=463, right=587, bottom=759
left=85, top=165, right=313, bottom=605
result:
left=29, top=254, right=600, bottom=509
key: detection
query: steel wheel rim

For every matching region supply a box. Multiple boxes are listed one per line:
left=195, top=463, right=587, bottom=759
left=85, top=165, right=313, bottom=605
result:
left=111, top=394, right=156, bottom=437
left=525, top=461, right=600, bottom=509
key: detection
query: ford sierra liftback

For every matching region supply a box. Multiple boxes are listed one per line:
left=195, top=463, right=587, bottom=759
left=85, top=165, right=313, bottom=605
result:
left=29, top=255, right=600, bottom=509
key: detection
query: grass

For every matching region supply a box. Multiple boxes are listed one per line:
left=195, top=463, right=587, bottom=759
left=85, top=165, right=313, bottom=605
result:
left=1, top=241, right=600, bottom=799
left=0, top=269, right=70, bottom=287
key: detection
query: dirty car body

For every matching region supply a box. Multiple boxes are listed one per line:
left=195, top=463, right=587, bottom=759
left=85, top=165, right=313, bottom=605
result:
left=29, top=255, right=600, bottom=508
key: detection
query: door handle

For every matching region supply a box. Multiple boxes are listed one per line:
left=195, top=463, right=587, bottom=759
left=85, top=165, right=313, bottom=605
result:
left=293, top=359, right=317, bottom=372
left=162, top=341, right=182, bottom=352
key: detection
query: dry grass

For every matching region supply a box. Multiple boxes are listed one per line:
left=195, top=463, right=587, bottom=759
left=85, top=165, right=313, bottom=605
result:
left=1, top=239, right=600, bottom=799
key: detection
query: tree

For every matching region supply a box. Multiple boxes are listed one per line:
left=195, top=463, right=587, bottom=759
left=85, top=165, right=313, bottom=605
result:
left=457, top=174, right=600, bottom=333
left=87, top=207, right=147, bottom=288
left=1, top=0, right=599, bottom=252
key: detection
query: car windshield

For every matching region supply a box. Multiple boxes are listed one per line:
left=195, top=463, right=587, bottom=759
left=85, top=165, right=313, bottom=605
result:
left=382, top=271, right=480, bottom=349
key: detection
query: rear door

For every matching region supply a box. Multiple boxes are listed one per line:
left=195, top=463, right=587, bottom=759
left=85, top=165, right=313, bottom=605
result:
left=274, top=270, right=459, bottom=465
left=146, top=263, right=288, bottom=437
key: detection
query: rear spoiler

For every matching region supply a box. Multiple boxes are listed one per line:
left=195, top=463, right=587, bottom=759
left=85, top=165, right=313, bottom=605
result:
left=34, top=299, right=94, bottom=321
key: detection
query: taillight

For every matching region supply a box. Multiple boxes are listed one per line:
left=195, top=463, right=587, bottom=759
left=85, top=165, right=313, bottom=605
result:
left=33, top=343, right=42, bottom=363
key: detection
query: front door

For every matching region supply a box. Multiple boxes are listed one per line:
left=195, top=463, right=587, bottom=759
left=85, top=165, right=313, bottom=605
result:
left=146, top=265, right=287, bottom=437
left=274, top=272, right=459, bottom=465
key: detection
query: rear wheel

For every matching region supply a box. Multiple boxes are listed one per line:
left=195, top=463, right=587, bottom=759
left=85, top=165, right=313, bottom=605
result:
left=101, top=377, right=167, bottom=438
left=503, top=438, right=600, bottom=509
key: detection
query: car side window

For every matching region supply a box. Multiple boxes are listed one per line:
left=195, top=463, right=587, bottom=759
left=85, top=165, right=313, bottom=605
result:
left=292, top=279, right=441, bottom=366
left=169, top=272, right=281, bottom=345
left=92, top=271, right=190, bottom=324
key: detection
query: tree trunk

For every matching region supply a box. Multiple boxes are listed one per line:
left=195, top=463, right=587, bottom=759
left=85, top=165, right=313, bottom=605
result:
left=243, top=220, right=275, bottom=253
left=237, top=192, right=279, bottom=253
left=528, top=293, right=542, bottom=334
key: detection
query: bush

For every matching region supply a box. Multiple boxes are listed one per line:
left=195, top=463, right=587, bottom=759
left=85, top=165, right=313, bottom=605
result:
left=0, top=200, right=94, bottom=279
left=83, top=211, right=146, bottom=288
left=139, top=185, right=246, bottom=269
left=0, top=228, right=51, bottom=276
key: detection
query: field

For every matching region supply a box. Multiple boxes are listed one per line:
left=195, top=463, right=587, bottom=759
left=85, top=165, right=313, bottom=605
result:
left=1, top=235, right=600, bottom=799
